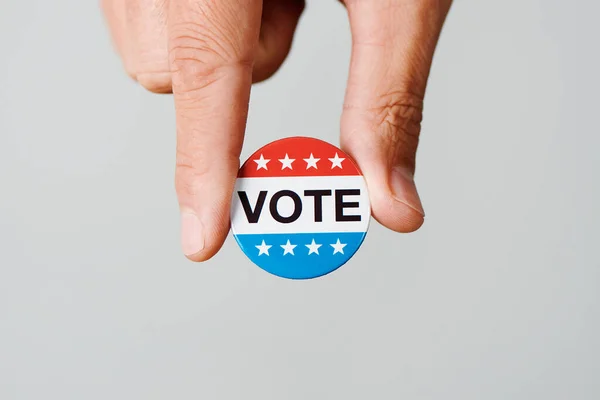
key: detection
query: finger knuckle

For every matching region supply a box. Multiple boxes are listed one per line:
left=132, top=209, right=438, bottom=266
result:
left=173, top=141, right=239, bottom=200
left=174, top=146, right=212, bottom=199
left=125, top=67, right=137, bottom=81
left=175, top=169, right=201, bottom=201
left=372, top=91, right=424, bottom=147
left=345, top=90, right=424, bottom=168
left=168, top=21, right=252, bottom=94
left=119, top=56, right=137, bottom=81
left=136, top=71, right=172, bottom=93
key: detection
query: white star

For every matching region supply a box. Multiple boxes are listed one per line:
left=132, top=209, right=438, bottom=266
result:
left=278, top=153, right=295, bottom=170
left=303, top=153, right=320, bottom=170
left=305, top=239, right=322, bottom=255
left=280, top=240, right=297, bottom=256
left=254, top=154, right=270, bottom=170
left=256, top=240, right=272, bottom=256
left=329, top=153, right=345, bottom=169
left=330, top=239, right=347, bottom=255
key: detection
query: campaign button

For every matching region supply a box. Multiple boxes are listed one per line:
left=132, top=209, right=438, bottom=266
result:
left=230, top=137, right=371, bottom=279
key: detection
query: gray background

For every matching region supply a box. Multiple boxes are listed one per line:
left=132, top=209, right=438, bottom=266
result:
left=1, top=0, right=599, bottom=398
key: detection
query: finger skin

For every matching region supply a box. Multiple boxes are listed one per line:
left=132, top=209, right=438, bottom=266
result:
left=127, top=0, right=171, bottom=93
left=168, top=0, right=262, bottom=261
left=341, top=0, right=452, bottom=233
left=100, top=0, right=136, bottom=79
left=253, top=0, right=305, bottom=83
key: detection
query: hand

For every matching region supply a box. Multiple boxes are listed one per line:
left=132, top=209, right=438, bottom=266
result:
left=101, top=0, right=452, bottom=261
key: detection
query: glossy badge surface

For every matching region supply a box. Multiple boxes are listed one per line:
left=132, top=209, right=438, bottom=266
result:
left=231, top=137, right=371, bottom=279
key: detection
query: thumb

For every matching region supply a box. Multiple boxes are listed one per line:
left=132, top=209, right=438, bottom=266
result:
left=341, top=0, right=452, bottom=232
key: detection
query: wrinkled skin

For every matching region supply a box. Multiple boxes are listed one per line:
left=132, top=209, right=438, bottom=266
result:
left=101, top=0, right=453, bottom=261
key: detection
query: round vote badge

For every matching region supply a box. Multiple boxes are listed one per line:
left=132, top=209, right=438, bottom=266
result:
left=230, top=137, right=371, bottom=279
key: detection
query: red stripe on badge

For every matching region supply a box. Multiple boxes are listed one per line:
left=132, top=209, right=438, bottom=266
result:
left=238, top=137, right=361, bottom=178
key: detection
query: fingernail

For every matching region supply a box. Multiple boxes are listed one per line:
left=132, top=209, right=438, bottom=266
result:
left=391, top=167, right=425, bottom=217
left=181, top=212, right=205, bottom=256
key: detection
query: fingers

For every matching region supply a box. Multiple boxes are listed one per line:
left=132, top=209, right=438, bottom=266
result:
left=101, top=0, right=303, bottom=92
left=168, top=0, right=263, bottom=261
left=127, top=0, right=171, bottom=93
left=101, top=0, right=302, bottom=262
left=100, top=0, right=136, bottom=79
left=101, top=0, right=170, bottom=89
left=340, top=0, right=452, bottom=233
left=253, top=0, right=305, bottom=82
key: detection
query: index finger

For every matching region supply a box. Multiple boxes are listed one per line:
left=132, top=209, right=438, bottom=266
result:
left=168, top=0, right=262, bottom=261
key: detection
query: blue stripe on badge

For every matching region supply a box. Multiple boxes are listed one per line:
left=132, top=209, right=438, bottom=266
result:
left=233, top=232, right=367, bottom=280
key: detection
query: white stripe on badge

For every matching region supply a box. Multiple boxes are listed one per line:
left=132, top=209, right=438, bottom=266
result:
left=231, top=176, right=371, bottom=235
